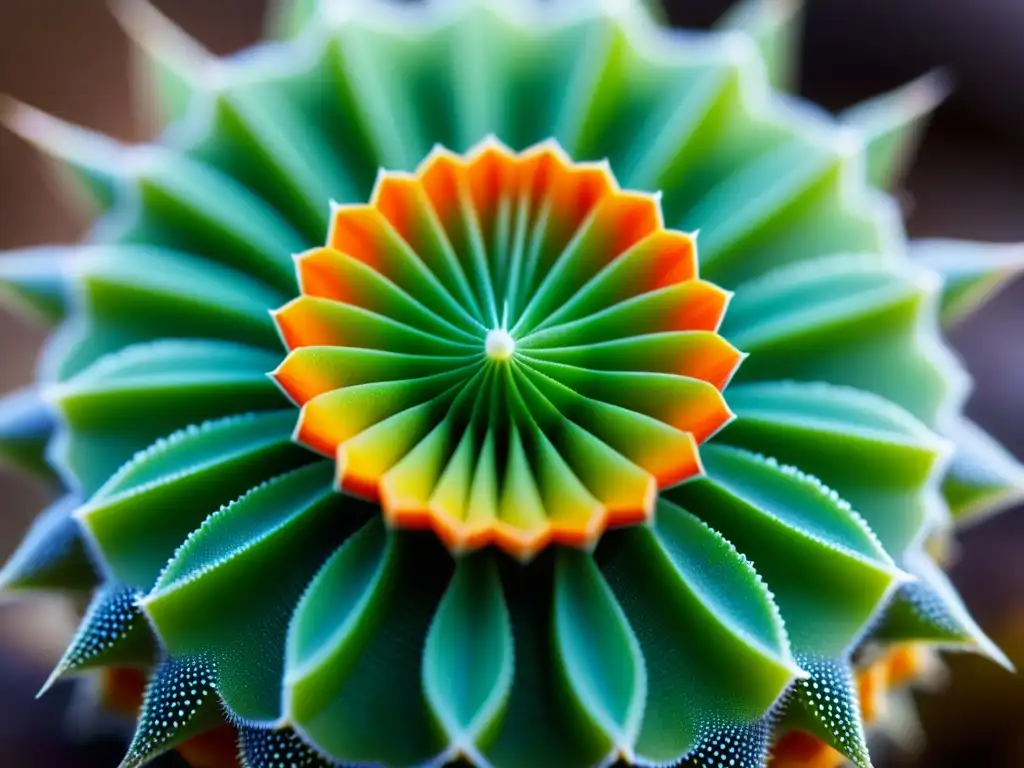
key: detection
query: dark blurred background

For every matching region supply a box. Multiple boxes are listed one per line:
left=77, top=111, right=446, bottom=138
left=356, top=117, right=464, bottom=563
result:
left=1, top=1, right=1022, bottom=766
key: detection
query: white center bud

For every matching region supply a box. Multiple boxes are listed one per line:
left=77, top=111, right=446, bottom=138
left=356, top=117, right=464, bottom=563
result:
left=485, top=328, right=516, bottom=362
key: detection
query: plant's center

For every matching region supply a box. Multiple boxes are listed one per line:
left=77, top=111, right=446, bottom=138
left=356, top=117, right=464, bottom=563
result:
left=271, top=137, right=741, bottom=560
left=484, top=328, right=516, bottom=362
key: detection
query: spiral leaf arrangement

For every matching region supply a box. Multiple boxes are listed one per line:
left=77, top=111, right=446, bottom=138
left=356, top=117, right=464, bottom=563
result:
left=1, top=1, right=1021, bottom=767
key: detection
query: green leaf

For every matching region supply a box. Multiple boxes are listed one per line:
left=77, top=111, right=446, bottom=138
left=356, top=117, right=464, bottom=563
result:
left=266, top=0, right=320, bottom=38
left=112, top=0, right=209, bottom=129
left=0, top=248, right=68, bottom=324
left=842, top=71, right=950, bottom=189
left=77, top=411, right=314, bottom=589
left=39, top=585, right=155, bottom=696
left=778, top=655, right=871, bottom=767
left=680, top=720, right=771, bottom=768
left=0, top=387, right=57, bottom=481
left=285, top=525, right=450, bottom=766
left=183, top=80, right=357, bottom=245
left=98, top=145, right=305, bottom=295
left=911, top=238, right=1024, bottom=326
left=119, top=656, right=224, bottom=768
left=716, top=0, right=804, bottom=91
left=2, top=100, right=120, bottom=211
left=481, top=555, right=615, bottom=768
left=872, top=553, right=1012, bottom=670
left=941, top=417, right=1024, bottom=524
left=670, top=445, right=902, bottom=658
left=47, top=339, right=286, bottom=494
left=724, top=254, right=967, bottom=428
left=46, top=245, right=283, bottom=383
left=238, top=726, right=333, bottom=768
left=719, top=380, right=950, bottom=556
left=554, top=548, right=646, bottom=755
left=0, top=494, right=97, bottom=593
left=597, top=502, right=797, bottom=765
left=143, top=463, right=363, bottom=724
left=423, top=552, right=513, bottom=751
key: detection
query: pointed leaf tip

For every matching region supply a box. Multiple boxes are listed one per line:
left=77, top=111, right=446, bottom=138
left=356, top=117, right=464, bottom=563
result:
left=39, top=585, right=154, bottom=697
left=110, top=0, right=211, bottom=127
left=0, top=494, right=98, bottom=593
left=0, top=386, right=58, bottom=478
left=911, top=238, right=1024, bottom=327
left=941, top=415, right=1024, bottom=524
left=119, top=656, right=222, bottom=768
left=874, top=554, right=1014, bottom=671
left=238, top=725, right=334, bottom=768
left=781, top=655, right=872, bottom=768
left=843, top=70, right=951, bottom=189
left=681, top=719, right=771, bottom=768
left=1, top=99, right=123, bottom=210
left=717, top=0, right=804, bottom=91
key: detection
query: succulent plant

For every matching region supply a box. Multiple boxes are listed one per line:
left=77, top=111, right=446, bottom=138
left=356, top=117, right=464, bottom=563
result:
left=2, top=1, right=1023, bottom=767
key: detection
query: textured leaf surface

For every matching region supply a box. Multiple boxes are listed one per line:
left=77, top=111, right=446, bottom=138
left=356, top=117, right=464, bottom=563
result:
left=119, top=656, right=223, bottom=768
left=48, top=340, right=286, bottom=494
left=1, top=2, right=1016, bottom=767
left=724, top=254, right=965, bottom=427
left=144, top=463, right=362, bottom=724
left=598, top=502, right=796, bottom=764
left=40, top=585, right=154, bottom=695
left=719, top=380, right=949, bottom=556
left=670, top=445, right=901, bottom=657
left=778, top=655, right=871, bottom=767
left=681, top=720, right=772, bottom=768
left=238, top=725, right=333, bottom=768
left=872, top=553, right=1012, bottom=669
left=78, top=410, right=314, bottom=589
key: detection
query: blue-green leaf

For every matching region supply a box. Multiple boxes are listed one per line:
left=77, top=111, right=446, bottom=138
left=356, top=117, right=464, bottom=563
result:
left=40, top=585, right=155, bottom=695
left=911, top=238, right=1024, bottom=326
left=423, top=552, right=513, bottom=753
left=941, top=416, right=1024, bottom=524
left=597, top=501, right=797, bottom=764
left=670, top=445, right=902, bottom=658
left=144, top=463, right=361, bottom=724
left=0, top=494, right=97, bottom=593
left=842, top=71, right=950, bottom=189
left=719, top=380, right=950, bottom=556
left=285, top=524, right=449, bottom=766
left=238, top=725, right=333, bottom=768
left=77, top=411, right=314, bottom=590
left=778, top=655, right=871, bottom=767
left=119, top=656, right=223, bottom=768
left=0, top=248, right=68, bottom=325
left=716, top=0, right=804, bottom=91
left=554, top=548, right=646, bottom=756
left=0, top=387, right=57, bottom=481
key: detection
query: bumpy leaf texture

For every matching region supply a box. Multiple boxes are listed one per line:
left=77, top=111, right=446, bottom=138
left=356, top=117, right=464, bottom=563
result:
left=1, top=1, right=1021, bottom=767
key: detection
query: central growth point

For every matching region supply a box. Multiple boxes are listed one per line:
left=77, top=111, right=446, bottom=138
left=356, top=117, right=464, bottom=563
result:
left=485, top=328, right=516, bottom=361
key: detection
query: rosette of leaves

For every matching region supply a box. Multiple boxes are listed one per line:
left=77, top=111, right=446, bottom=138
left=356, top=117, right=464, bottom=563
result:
left=1, top=1, right=1022, bottom=767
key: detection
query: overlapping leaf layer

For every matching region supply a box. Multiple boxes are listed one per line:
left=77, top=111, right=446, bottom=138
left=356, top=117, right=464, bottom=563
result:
left=1, top=1, right=1021, bottom=767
